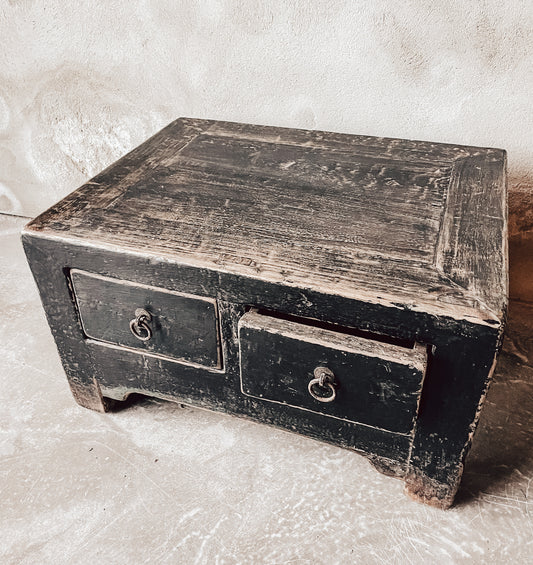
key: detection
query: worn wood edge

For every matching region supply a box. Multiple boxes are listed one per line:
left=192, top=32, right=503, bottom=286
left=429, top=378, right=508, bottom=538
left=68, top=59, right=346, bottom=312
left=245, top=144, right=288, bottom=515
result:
left=449, top=340, right=502, bottom=496
left=239, top=310, right=428, bottom=371
left=204, top=118, right=503, bottom=161
left=66, top=376, right=112, bottom=413
left=405, top=324, right=503, bottom=509
left=20, top=232, right=116, bottom=414
left=404, top=465, right=462, bottom=509
left=435, top=151, right=508, bottom=322
left=367, top=453, right=408, bottom=478
left=23, top=117, right=210, bottom=233
left=20, top=228, right=502, bottom=329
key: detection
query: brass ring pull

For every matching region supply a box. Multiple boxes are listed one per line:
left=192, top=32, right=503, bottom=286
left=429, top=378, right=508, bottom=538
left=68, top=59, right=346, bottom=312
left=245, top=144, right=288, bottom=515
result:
left=129, top=308, right=152, bottom=341
left=308, top=366, right=336, bottom=403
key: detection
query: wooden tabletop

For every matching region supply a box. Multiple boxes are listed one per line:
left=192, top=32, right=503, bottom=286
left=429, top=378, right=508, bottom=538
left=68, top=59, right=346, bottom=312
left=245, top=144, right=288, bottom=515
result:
left=26, top=118, right=507, bottom=326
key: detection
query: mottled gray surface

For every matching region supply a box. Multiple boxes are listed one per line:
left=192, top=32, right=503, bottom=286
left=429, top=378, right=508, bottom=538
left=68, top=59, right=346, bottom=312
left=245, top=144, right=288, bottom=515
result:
left=0, top=1, right=532, bottom=217
left=1, top=215, right=532, bottom=563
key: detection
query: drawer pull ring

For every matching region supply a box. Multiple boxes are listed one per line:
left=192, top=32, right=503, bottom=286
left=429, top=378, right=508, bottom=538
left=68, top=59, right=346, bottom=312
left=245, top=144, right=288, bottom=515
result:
left=308, top=366, right=336, bottom=403
left=129, top=308, right=152, bottom=341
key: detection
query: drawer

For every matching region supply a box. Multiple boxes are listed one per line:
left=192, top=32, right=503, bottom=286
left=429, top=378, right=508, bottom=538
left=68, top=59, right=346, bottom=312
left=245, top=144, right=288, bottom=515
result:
left=70, top=270, right=221, bottom=368
left=238, top=311, right=427, bottom=434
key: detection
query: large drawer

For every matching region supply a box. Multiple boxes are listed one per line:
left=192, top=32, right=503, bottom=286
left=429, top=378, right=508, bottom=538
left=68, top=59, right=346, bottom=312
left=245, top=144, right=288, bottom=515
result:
left=71, top=270, right=221, bottom=368
left=238, top=311, right=427, bottom=434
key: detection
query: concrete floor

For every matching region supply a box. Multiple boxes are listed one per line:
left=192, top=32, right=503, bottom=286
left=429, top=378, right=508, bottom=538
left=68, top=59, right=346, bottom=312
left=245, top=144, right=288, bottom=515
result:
left=1, top=212, right=532, bottom=564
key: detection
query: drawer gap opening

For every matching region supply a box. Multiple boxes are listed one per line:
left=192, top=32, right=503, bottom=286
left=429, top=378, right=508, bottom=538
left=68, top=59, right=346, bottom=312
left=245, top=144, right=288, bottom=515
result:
left=249, top=307, right=415, bottom=349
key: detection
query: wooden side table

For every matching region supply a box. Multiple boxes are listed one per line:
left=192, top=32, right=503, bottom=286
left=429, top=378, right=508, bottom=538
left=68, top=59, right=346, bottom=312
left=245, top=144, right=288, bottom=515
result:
left=23, top=118, right=507, bottom=508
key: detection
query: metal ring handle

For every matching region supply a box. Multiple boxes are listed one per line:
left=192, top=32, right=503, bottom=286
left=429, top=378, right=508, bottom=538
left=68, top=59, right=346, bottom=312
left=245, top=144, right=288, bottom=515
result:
left=308, top=378, right=336, bottom=402
left=308, top=367, right=336, bottom=403
left=129, top=308, right=152, bottom=342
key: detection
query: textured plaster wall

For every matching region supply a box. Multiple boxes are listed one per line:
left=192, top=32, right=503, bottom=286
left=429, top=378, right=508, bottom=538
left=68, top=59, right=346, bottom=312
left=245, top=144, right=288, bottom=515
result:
left=0, top=1, right=532, bottom=225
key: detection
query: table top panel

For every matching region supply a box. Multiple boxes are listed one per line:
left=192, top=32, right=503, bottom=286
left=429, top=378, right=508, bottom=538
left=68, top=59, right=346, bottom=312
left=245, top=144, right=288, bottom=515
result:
left=25, top=118, right=507, bottom=325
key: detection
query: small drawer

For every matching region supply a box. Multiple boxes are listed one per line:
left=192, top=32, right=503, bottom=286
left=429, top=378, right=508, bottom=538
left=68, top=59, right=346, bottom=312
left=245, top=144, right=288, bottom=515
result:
left=238, top=311, right=427, bottom=434
left=71, top=270, right=221, bottom=368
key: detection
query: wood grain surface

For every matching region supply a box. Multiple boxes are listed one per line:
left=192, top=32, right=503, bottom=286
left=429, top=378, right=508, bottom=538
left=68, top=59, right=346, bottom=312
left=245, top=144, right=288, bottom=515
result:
left=22, top=117, right=508, bottom=508
left=26, top=118, right=507, bottom=326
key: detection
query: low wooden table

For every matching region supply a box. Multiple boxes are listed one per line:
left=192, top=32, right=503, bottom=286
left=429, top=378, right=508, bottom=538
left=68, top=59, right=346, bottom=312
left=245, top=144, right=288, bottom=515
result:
left=23, top=118, right=507, bottom=508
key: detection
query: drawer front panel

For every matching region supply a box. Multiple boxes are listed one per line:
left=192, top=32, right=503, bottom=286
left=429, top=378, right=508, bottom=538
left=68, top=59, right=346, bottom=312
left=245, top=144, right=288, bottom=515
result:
left=71, top=270, right=221, bottom=368
left=239, top=312, right=427, bottom=434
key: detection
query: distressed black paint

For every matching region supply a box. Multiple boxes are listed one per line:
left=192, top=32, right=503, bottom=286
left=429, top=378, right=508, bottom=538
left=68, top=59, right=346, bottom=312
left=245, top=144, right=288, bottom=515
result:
left=71, top=269, right=221, bottom=368
left=239, top=311, right=427, bottom=434
left=22, top=118, right=507, bottom=508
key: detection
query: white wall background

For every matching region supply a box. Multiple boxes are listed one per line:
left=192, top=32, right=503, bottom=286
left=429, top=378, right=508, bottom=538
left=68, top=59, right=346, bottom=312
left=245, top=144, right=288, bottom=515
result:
left=0, top=0, right=532, bottom=218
